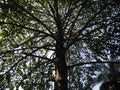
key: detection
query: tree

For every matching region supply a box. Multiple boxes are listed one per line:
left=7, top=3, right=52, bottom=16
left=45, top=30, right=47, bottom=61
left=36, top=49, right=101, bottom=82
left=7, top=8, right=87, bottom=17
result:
left=0, top=0, right=120, bottom=90
left=100, top=72, right=120, bottom=90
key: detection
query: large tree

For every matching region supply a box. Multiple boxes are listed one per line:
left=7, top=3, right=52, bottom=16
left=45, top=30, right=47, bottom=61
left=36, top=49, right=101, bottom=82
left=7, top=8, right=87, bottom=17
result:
left=0, top=0, right=120, bottom=90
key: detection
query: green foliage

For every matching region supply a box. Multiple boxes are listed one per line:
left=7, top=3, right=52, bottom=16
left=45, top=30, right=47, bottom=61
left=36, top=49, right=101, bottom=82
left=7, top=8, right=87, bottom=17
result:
left=0, top=0, right=120, bottom=89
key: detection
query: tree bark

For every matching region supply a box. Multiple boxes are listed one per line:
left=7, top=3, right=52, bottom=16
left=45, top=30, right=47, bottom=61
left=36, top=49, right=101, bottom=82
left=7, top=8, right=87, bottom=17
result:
left=55, top=60, right=68, bottom=90
left=54, top=0, right=68, bottom=88
left=54, top=40, right=68, bottom=90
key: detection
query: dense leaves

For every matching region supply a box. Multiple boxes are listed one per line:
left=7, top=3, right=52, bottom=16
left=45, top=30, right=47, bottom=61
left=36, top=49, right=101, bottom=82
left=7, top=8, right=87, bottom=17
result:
left=0, top=0, right=120, bottom=89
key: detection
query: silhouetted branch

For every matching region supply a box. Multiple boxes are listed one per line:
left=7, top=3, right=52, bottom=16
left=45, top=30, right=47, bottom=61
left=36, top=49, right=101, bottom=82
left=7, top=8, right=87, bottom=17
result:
left=68, top=61, right=120, bottom=68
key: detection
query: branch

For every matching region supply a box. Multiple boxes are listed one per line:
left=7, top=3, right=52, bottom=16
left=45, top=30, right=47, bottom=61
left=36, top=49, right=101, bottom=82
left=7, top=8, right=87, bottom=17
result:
left=67, top=0, right=89, bottom=38
left=22, top=53, right=55, bottom=63
left=0, top=21, right=52, bottom=37
left=0, top=45, right=54, bottom=55
left=17, top=61, right=53, bottom=87
left=68, top=61, right=120, bottom=69
left=66, top=0, right=116, bottom=50
left=3, top=45, right=51, bottom=75
left=9, top=0, right=56, bottom=40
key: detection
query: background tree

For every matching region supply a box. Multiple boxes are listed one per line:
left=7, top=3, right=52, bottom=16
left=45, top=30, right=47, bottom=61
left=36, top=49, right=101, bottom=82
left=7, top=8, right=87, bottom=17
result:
left=0, top=0, right=120, bottom=90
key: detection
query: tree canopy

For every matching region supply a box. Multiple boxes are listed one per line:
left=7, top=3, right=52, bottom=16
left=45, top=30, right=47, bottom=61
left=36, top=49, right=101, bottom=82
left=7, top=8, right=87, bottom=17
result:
left=0, top=0, right=120, bottom=90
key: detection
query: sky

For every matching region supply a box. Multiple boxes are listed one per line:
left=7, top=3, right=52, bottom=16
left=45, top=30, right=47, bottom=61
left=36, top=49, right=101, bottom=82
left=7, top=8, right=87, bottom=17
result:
left=92, top=82, right=103, bottom=90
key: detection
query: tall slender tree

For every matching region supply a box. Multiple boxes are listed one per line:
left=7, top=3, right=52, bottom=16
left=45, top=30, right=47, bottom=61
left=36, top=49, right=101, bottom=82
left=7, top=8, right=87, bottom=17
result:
left=0, top=0, right=120, bottom=89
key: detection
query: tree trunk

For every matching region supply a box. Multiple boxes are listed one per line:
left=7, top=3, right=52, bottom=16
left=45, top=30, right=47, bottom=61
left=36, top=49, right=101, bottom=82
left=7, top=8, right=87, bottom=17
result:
left=55, top=60, right=68, bottom=90
left=54, top=40, right=68, bottom=90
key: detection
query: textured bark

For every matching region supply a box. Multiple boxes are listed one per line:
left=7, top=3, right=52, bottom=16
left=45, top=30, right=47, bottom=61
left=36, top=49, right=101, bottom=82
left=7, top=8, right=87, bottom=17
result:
left=54, top=40, right=68, bottom=90
left=54, top=0, right=68, bottom=88
left=55, top=61, right=68, bottom=90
